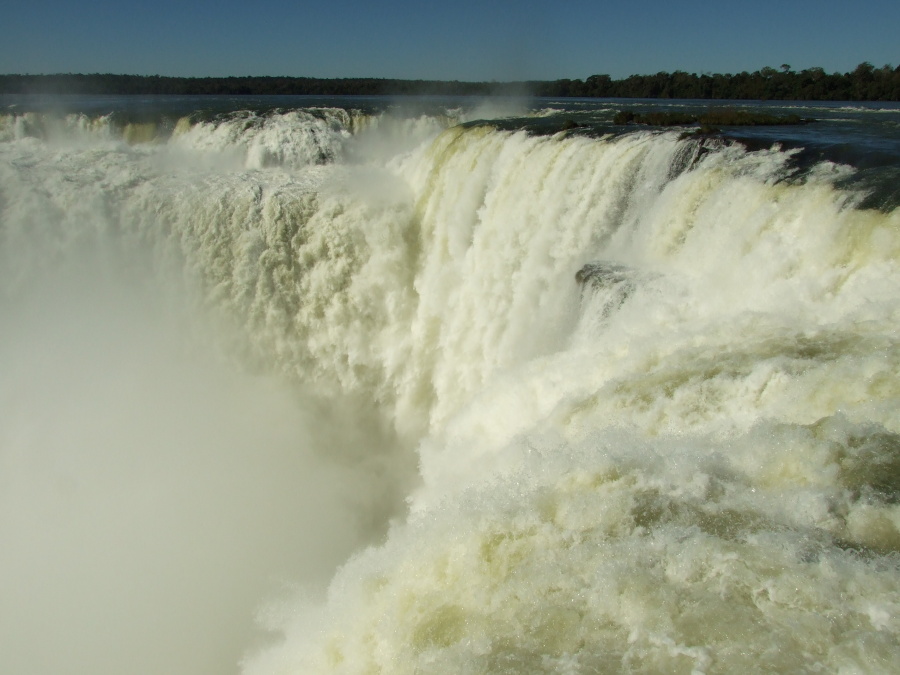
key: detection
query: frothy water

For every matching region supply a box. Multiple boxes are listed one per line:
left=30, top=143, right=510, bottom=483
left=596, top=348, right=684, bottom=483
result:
left=1, top=97, right=899, bottom=674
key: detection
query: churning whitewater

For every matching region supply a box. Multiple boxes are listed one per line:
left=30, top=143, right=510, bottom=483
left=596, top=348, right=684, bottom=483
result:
left=1, top=98, right=899, bottom=674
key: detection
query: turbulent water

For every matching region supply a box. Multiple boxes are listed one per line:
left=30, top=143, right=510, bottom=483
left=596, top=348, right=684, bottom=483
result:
left=2, top=95, right=900, bottom=674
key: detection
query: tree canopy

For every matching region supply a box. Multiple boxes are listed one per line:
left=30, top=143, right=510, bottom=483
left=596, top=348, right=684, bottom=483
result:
left=1, top=64, right=898, bottom=100
left=545, top=63, right=900, bottom=101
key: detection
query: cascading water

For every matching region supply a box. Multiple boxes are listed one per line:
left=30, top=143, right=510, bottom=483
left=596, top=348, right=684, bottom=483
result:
left=1, top=98, right=898, bottom=674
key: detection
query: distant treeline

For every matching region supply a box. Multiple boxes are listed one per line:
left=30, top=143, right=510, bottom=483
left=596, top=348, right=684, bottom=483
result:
left=0, top=73, right=505, bottom=97
left=2, top=63, right=899, bottom=100
left=539, top=63, right=900, bottom=101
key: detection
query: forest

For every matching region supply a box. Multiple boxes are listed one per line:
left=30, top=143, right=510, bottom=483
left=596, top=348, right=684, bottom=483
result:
left=1, top=63, right=898, bottom=100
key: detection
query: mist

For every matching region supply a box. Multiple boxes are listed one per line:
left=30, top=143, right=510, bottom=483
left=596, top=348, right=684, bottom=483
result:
left=0, top=248, right=414, bottom=675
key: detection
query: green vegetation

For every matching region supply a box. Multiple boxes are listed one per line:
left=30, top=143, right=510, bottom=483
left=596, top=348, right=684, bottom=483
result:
left=0, top=74, right=508, bottom=97
left=550, top=63, right=900, bottom=100
left=1, top=63, right=898, bottom=100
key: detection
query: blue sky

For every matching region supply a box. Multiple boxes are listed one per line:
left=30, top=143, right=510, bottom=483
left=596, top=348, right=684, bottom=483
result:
left=2, top=0, right=897, bottom=80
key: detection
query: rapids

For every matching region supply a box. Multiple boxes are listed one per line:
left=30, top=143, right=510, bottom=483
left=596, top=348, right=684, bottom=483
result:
left=1, top=98, right=899, bottom=674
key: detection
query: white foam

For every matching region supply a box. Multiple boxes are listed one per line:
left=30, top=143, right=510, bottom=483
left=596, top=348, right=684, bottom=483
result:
left=2, top=111, right=899, bottom=674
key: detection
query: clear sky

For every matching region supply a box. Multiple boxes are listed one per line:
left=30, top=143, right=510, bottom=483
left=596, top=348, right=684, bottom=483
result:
left=2, top=0, right=897, bottom=81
